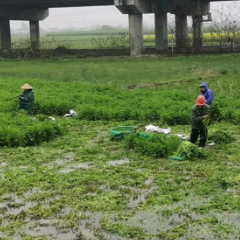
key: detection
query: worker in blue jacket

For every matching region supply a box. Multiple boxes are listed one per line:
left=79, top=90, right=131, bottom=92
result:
left=200, top=82, right=214, bottom=106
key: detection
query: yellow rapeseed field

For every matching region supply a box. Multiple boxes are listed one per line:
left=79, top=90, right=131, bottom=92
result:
left=143, top=32, right=240, bottom=42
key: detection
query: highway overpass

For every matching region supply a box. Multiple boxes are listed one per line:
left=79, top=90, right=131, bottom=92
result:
left=0, top=0, right=236, bottom=55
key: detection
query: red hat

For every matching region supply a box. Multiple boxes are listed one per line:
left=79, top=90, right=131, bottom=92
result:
left=196, top=96, right=206, bottom=106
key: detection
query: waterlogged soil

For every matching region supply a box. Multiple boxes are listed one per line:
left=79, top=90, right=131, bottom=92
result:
left=24, top=212, right=126, bottom=240
left=25, top=220, right=77, bottom=240
left=1, top=121, right=240, bottom=240
left=127, top=186, right=158, bottom=209
left=74, top=162, right=93, bottom=169
left=59, top=168, right=76, bottom=174
left=107, top=158, right=130, bottom=166
left=51, top=152, right=75, bottom=167
left=59, top=162, right=93, bottom=174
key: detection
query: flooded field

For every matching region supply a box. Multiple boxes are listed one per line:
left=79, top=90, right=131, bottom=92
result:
left=0, top=122, right=240, bottom=240
left=1, top=55, right=240, bottom=239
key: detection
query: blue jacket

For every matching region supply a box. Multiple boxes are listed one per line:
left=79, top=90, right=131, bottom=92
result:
left=200, top=82, right=214, bottom=106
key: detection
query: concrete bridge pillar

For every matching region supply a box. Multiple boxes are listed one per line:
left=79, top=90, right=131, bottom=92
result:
left=155, top=13, right=168, bottom=51
left=0, top=7, right=48, bottom=51
left=193, top=15, right=203, bottom=51
left=129, top=14, right=143, bottom=56
left=175, top=13, right=188, bottom=51
left=0, top=17, right=11, bottom=50
left=115, top=0, right=150, bottom=55
left=30, top=21, right=40, bottom=49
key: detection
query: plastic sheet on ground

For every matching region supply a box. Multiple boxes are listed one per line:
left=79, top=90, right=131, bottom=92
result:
left=145, top=125, right=171, bottom=134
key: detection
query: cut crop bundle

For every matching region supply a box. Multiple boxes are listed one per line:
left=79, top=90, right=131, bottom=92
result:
left=174, top=141, right=207, bottom=160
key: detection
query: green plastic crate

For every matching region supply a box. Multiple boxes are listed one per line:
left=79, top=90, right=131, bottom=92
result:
left=110, top=126, right=136, bottom=140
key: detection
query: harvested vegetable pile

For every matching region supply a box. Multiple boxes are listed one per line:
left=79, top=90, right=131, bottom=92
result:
left=204, top=103, right=223, bottom=126
left=124, top=133, right=181, bottom=158
left=174, top=141, right=207, bottom=160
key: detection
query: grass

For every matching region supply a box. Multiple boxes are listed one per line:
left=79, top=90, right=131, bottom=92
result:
left=0, top=54, right=239, bottom=85
left=0, top=54, right=240, bottom=239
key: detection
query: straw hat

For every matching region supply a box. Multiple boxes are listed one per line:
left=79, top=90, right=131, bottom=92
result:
left=21, top=83, right=33, bottom=90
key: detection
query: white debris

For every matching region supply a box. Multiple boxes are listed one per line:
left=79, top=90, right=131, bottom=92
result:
left=177, top=134, right=190, bottom=140
left=64, top=109, right=78, bottom=117
left=145, top=125, right=171, bottom=134
left=49, top=117, right=56, bottom=121
left=70, top=110, right=78, bottom=116
left=207, top=142, right=216, bottom=146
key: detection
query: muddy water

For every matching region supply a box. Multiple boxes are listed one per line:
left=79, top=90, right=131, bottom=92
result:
left=24, top=211, right=127, bottom=240
left=25, top=219, right=77, bottom=240
left=59, top=168, right=75, bottom=174
left=21, top=208, right=240, bottom=240
left=124, top=211, right=182, bottom=234
left=0, top=162, right=6, bottom=181
left=2, top=184, right=240, bottom=239
left=0, top=196, right=37, bottom=217
left=107, top=159, right=130, bottom=166
left=24, top=187, right=42, bottom=198
left=1, top=193, right=23, bottom=202
left=144, top=177, right=154, bottom=186
left=77, top=211, right=127, bottom=240
left=9, top=201, right=36, bottom=215
left=2, top=197, right=240, bottom=240
left=47, top=152, right=75, bottom=169
left=59, top=162, right=93, bottom=174
left=127, top=186, right=158, bottom=209
left=73, top=162, right=93, bottom=169
left=80, top=229, right=97, bottom=240
left=182, top=223, right=223, bottom=240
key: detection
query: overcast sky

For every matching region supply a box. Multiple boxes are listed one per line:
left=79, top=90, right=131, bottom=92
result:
left=11, top=1, right=240, bottom=30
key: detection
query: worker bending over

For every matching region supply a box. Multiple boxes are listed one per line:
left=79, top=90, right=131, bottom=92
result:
left=190, top=96, right=209, bottom=147
left=19, top=83, right=35, bottom=115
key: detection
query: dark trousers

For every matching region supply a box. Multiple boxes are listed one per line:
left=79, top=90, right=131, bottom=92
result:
left=190, top=127, right=208, bottom=147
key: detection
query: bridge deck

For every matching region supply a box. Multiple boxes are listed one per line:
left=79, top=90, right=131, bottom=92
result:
left=0, top=0, right=114, bottom=8
left=0, top=0, right=235, bottom=9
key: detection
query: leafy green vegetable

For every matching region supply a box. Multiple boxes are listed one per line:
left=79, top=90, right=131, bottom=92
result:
left=204, top=103, right=223, bottom=126
left=174, top=141, right=207, bottom=160
left=208, top=127, right=235, bottom=144
left=0, top=112, right=64, bottom=147
left=124, top=133, right=181, bottom=158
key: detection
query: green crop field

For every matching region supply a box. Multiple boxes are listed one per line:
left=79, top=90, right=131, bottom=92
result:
left=1, top=54, right=240, bottom=240
left=11, top=28, right=240, bottom=50
left=12, top=28, right=238, bottom=50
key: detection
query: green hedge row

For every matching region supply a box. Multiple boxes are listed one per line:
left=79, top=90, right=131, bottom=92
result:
left=0, top=113, right=64, bottom=147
